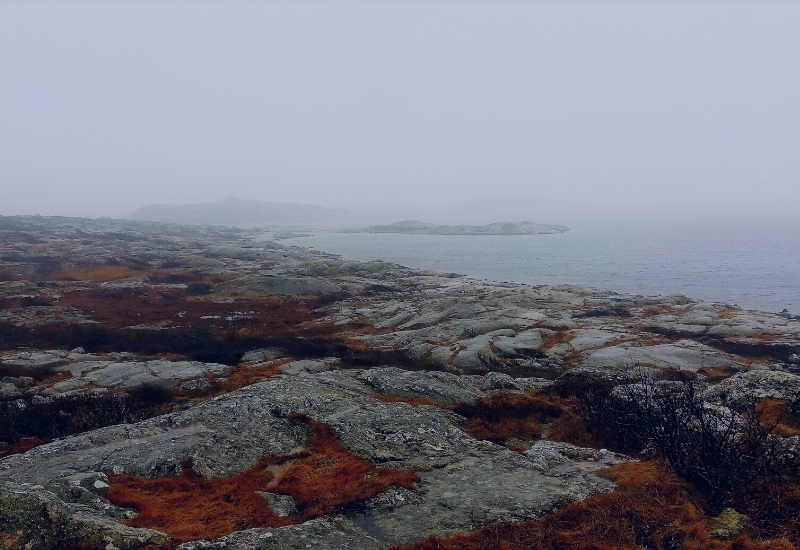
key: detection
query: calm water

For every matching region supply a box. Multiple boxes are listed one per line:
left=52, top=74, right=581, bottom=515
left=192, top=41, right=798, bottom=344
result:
left=283, top=217, right=800, bottom=315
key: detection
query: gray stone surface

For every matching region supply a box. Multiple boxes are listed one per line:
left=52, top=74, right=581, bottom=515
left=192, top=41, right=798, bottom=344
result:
left=279, top=358, right=340, bottom=376
left=581, top=340, right=744, bottom=372
left=44, top=360, right=232, bottom=393
left=0, top=368, right=624, bottom=549
left=706, top=370, right=800, bottom=412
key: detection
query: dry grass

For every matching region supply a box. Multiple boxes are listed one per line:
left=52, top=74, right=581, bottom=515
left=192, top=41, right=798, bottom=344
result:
left=216, top=362, right=286, bottom=393
left=104, top=414, right=418, bottom=543
left=643, top=304, right=673, bottom=316
left=756, top=398, right=800, bottom=437
left=453, top=393, right=570, bottom=445
left=55, top=265, right=156, bottom=282
left=389, top=460, right=792, bottom=550
left=539, top=330, right=572, bottom=352
left=0, top=438, right=49, bottom=459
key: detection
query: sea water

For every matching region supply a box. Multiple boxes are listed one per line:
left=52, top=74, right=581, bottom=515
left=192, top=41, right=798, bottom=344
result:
left=282, top=216, right=800, bottom=315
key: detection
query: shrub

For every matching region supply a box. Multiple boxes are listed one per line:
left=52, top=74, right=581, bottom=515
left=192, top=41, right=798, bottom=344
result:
left=0, top=389, right=174, bottom=445
left=453, top=393, right=568, bottom=444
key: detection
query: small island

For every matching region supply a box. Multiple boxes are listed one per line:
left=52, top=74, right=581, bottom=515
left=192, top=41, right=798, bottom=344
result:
left=345, top=220, right=570, bottom=235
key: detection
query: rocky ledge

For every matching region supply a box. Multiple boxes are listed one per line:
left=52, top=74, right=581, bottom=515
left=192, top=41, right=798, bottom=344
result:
left=1, top=215, right=799, bottom=549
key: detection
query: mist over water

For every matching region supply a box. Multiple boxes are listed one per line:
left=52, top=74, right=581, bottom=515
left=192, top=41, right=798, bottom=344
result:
left=284, top=216, right=800, bottom=315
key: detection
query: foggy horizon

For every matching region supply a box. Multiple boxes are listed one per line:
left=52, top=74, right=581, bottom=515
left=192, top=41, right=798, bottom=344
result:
left=2, top=1, right=799, bottom=219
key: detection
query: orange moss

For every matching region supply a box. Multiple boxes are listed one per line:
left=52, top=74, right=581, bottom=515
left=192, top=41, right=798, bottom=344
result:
left=104, top=414, right=418, bottom=543
left=0, top=438, right=49, bottom=459
left=756, top=398, right=800, bottom=437
left=643, top=304, right=673, bottom=316
left=540, top=330, right=572, bottom=352
left=390, top=460, right=791, bottom=550
left=216, top=362, right=285, bottom=393
left=270, top=415, right=419, bottom=517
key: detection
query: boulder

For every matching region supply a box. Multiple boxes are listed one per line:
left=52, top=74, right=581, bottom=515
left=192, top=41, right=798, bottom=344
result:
left=481, top=372, right=522, bottom=391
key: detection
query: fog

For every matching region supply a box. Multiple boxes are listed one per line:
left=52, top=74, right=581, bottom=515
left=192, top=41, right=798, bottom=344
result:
left=1, top=1, right=798, bottom=220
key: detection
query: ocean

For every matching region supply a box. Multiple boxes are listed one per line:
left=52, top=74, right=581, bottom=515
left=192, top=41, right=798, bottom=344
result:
left=282, top=216, right=800, bottom=315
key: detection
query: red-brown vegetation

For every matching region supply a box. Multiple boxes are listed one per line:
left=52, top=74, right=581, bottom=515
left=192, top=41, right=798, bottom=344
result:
left=756, top=398, right=800, bottom=437
left=55, top=265, right=156, bottom=282
left=698, top=366, right=739, bottom=382
left=55, top=287, right=321, bottom=332
left=389, top=460, right=792, bottom=550
left=453, top=393, right=569, bottom=444
left=539, top=330, right=572, bottom=352
left=643, top=304, right=673, bottom=316
left=0, top=438, right=49, bottom=459
left=215, top=362, right=286, bottom=393
left=104, top=414, right=418, bottom=543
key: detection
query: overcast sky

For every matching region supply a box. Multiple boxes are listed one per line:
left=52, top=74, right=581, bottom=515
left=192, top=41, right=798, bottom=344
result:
left=1, top=1, right=798, bottom=218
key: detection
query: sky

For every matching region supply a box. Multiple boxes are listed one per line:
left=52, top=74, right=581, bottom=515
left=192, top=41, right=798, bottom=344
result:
left=1, top=1, right=798, bottom=219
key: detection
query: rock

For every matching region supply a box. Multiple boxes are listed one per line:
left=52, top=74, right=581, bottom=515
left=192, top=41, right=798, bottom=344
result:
left=70, top=347, right=86, bottom=355
left=581, top=340, right=743, bottom=372
left=0, top=368, right=623, bottom=549
left=0, top=480, right=170, bottom=550
left=706, top=370, right=800, bottom=412
left=552, top=365, right=651, bottom=392
left=241, top=348, right=286, bottom=363
left=45, top=360, right=231, bottom=393
left=256, top=492, right=297, bottom=517
left=481, top=372, right=522, bottom=391
left=0, top=350, right=69, bottom=373
left=2, top=376, right=35, bottom=388
left=178, top=378, right=213, bottom=395
left=280, top=358, right=339, bottom=376
left=706, top=508, right=749, bottom=540
left=0, top=383, right=19, bottom=397
left=357, top=367, right=483, bottom=405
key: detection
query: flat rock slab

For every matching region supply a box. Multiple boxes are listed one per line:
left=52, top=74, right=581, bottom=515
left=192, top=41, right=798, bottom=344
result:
left=581, top=340, right=744, bottom=372
left=44, top=360, right=232, bottom=393
left=0, top=368, right=624, bottom=549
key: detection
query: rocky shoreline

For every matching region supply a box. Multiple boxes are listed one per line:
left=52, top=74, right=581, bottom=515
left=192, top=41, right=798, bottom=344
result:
left=1, top=215, right=799, bottom=549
